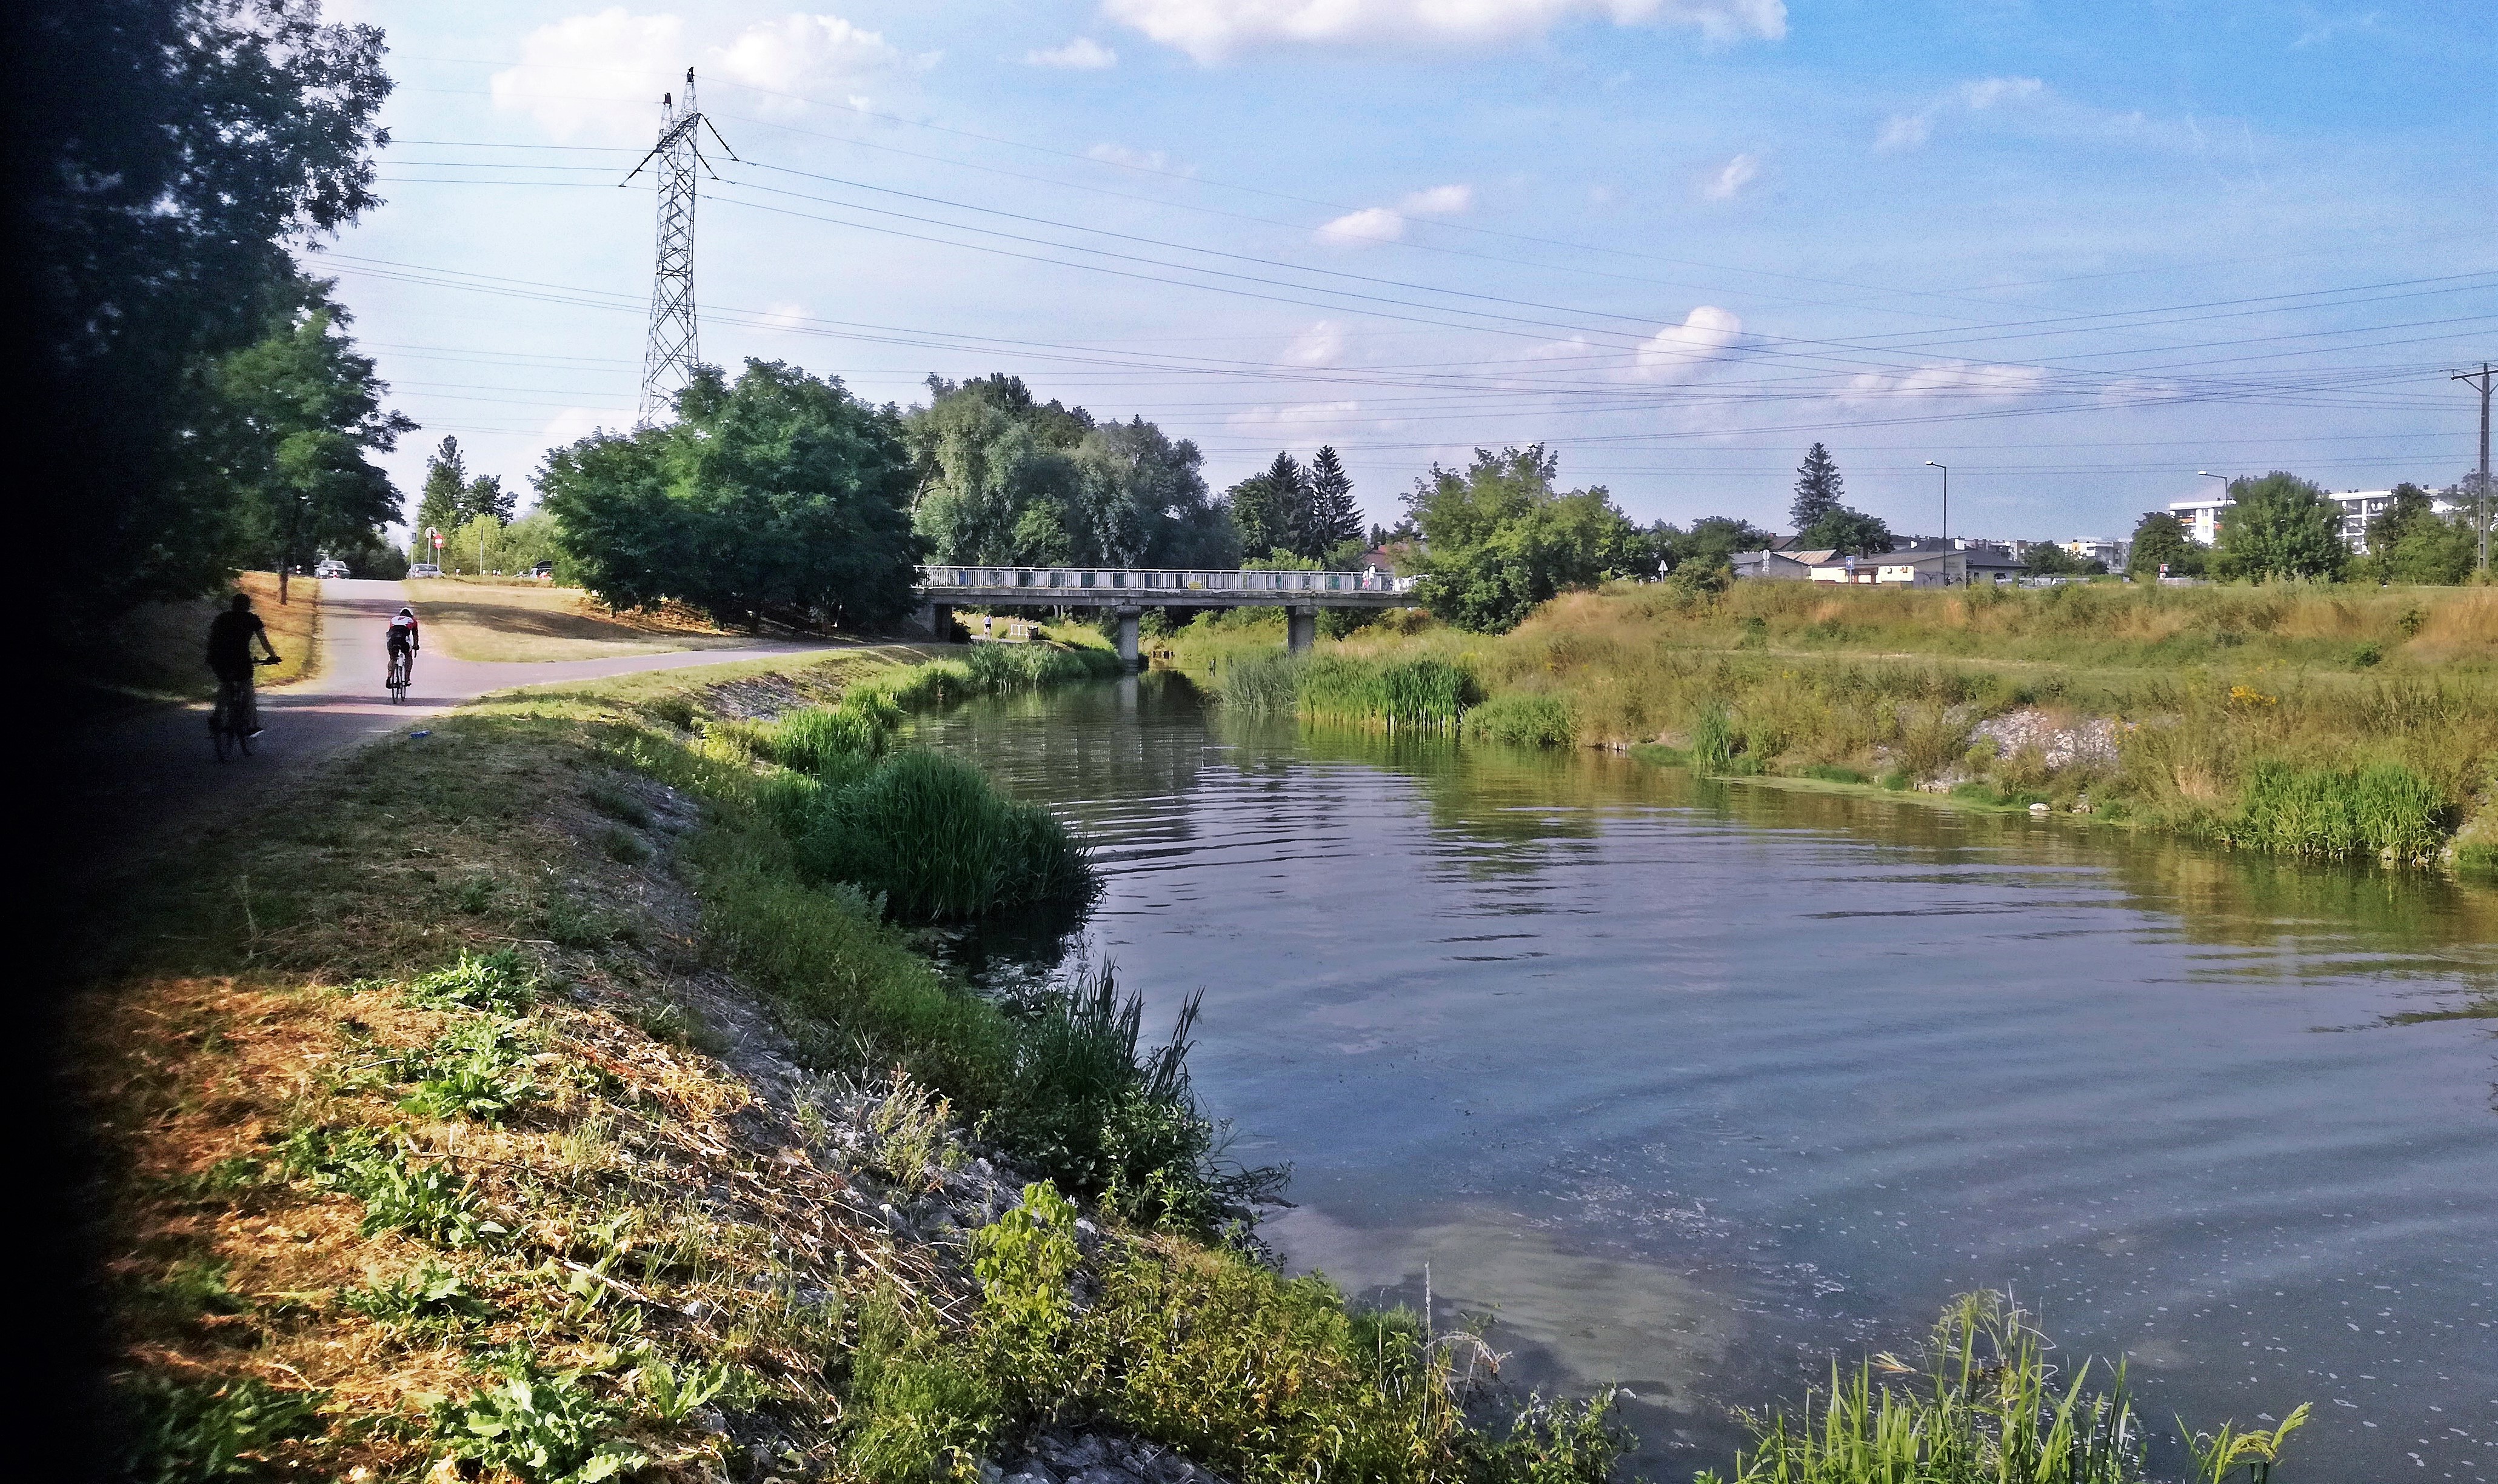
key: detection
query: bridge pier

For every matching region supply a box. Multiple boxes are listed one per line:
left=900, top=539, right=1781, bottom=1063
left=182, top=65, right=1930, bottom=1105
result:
left=1114, top=606, right=1141, bottom=668
left=1286, top=606, right=1317, bottom=655
left=914, top=599, right=955, bottom=642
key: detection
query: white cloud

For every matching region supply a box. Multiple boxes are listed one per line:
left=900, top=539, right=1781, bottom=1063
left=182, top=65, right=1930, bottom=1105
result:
left=1317, top=205, right=1407, bottom=245
left=1027, top=37, right=1118, bottom=68
left=1087, top=142, right=1192, bottom=174
left=1103, top=0, right=1786, bottom=64
left=1226, top=400, right=1363, bottom=429
left=2292, top=8, right=2381, bottom=47
left=1634, top=305, right=1743, bottom=379
left=1875, top=76, right=2046, bottom=153
left=1962, top=75, right=2043, bottom=109
left=1702, top=152, right=1758, bottom=200
left=760, top=301, right=812, bottom=330
left=1842, top=361, right=2047, bottom=401
left=542, top=407, right=636, bottom=448
left=493, top=10, right=912, bottom=143
left=1399, top=183, right=1474, bottom=216
left=1874, top=111, right=1933, bottom=153
left=1284, top=321, right=1347, bottom=365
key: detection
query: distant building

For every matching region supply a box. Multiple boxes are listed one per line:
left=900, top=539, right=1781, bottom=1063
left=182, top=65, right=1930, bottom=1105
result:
left=2063, top=537, right=2128, bottom=569
left=1802, top=549, right=1966, bottom=587
left=1729, top=548, right=1814, bottom=581
left=2167, top=487, right=2442, bottom=554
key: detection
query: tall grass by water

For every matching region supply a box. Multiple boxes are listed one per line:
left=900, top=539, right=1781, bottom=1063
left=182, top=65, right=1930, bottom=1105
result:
left=1205, top=647, right=1475, bottom=731
left=1700, top=1291, right=2308, bottom=1484
left=2225, top=759, right=2453, bottom=862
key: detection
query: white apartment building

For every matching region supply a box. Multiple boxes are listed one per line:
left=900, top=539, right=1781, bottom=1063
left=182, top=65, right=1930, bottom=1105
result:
left=2166, top=487, right=2423, bottom=553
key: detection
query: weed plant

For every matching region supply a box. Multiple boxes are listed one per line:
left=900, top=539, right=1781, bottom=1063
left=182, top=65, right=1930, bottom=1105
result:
left=1298, top=654, right=1475, bottom=731
left=1462, top=692, right=1576, bottom=747
left=791, top=750, right=1095, bottom=920
left=1698, top=1291, right=2305, bottom=1484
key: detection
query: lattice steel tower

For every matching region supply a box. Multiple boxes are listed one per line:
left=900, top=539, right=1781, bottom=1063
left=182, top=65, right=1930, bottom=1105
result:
left=626, top=68, right=736, bottom=423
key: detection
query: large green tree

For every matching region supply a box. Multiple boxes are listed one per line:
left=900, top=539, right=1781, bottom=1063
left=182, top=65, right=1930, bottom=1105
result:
left=2213, top=472, right=2348, bottom=583
left=2126, top=511, right=2203, bottom=579
left=1228, top=452, right=1307, bottom=562
left=541, top=361, right=923, bottom=629
left=29, top=0, right=395, bottom=612
left=1797, top=507, right=1894, bottom=557
left=1652, top=516, right=1775, bottom=576
left=203, top=279, right=411, bottom=592
left=1789, top=443, right=1845, bottom=531
left=1307, top=445, right=1364, bottom=556
left=1403, top=446, right=1643, bottom=633
left=416, top=436, right=470, bottom=551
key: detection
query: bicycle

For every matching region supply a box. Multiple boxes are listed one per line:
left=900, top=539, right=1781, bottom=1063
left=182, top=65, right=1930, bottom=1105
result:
left=210, top=655, right=281, bottom=761
left=386, top=645, right=412, bottom=704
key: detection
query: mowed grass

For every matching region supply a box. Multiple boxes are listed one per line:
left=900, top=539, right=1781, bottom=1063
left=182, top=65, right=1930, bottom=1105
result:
left=403, top=579, right=746, bottom=662
left=69, top=570, right=322, bottom=711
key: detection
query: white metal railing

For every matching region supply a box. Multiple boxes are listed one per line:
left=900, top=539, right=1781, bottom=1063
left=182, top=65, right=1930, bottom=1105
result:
left=916, top=565, right=1417, bottom=596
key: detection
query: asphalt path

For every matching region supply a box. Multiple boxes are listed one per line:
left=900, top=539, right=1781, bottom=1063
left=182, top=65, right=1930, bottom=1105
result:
left=75, top=578, right=834, bottom=878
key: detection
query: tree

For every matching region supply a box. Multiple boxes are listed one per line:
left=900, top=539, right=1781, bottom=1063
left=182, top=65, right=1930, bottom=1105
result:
left=1798, top=506, right=1893, bottom=557
left=416, top=436, right=469, bottom=550
left=2365, top=483, right=2439, bottom=559
left=541, top=361, right=923, bottom=628
left=2386, top=511, right=2476, bottom=585
left=2022, top=542, right=2102, bottom=577
left=1654, top=516, right=1775, bottom=576
left=1227, top=453, right=1307, bottom=562
left=2212, top=471, right=2348, bottom=583
left=461, top=474, right=515, bottom=525
left=30, top=0, right=394, bottom=613
left=1403, top=445, right=1644, bottom=633
left=1790, top=443, right=1845, bottom=532
left=2127, top=511, right=2203, bottom=579
left=204, top=279, right=412, bottom=595
left=1308, top=446, right=1364, bottom=554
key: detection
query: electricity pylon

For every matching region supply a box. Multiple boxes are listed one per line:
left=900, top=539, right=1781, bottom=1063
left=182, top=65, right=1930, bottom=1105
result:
left=625, top=68, right=737, bottom=424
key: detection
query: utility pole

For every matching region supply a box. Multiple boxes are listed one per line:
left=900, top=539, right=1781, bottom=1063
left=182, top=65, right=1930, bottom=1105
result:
left=625, top=69, right=738, bottom=424
left=2455, top=362, right=2493, bottom=574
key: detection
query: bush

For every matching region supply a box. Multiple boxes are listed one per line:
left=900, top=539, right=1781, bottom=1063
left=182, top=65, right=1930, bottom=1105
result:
left=2228, top=759, right=2452, bottom=861
left=792, top=751, right=1094, bottom=921
left=1463, top=693, right=1575, bottom=747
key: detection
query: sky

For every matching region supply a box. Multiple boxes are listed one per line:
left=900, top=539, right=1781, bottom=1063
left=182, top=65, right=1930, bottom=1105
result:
left=323, top=0, right=2498, bottom=545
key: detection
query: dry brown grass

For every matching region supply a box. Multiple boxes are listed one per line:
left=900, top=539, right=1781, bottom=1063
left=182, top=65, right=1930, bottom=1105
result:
left=71, top=571, right=321, bottom=711
left=406, top=581, right=745, bottom=662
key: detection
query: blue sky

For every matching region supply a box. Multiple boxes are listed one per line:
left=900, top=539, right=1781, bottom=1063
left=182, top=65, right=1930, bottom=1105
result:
left=330, top=0, right=2497, bottom=543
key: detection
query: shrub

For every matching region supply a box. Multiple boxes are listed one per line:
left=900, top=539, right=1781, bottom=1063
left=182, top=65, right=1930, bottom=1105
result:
left=1463, top=693, right=1575, bottom=747
left=2228, top=759, right=2452, bottom=861
left=792, top=750, right=1094, bottom=921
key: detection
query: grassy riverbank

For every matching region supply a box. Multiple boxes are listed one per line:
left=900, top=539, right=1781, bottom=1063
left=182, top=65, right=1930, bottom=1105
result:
left=83, top=642, right=1622, bottom=1483
left=1160, top=585, right=2498, bottom=868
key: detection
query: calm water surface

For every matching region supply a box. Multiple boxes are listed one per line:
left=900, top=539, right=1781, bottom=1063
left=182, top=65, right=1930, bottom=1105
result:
left=911, top=674, right=2497, bottom=1482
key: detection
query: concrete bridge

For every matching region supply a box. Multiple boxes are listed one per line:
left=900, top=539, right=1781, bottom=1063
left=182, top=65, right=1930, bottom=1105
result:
left=914, top=564, right=1421, bottom=664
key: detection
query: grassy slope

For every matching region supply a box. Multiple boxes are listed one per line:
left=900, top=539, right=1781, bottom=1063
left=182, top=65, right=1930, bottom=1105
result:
left=1163, top=584, right=2498, bottom=862
left=84, top=647, right=1619, bottom=1484
left=72, top=571, right=322, bottom=710
left=403, top=579, right=747, bottom=662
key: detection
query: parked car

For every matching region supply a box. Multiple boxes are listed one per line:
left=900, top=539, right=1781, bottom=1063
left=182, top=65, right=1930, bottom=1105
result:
left=529, top=561, right=556, bottom=579
left=408, top=562, right=442, bottom=579
left=312, top=559, right=349, bottom=579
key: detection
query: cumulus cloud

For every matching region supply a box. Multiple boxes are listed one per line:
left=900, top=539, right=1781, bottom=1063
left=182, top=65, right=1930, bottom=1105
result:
left=1315, top=184, right=1472, bottom=247
left=1873, top=75, right=2045, bottom=153
left=1842, top=361, right=2048, bottom=401
left=1103, top=0, right=1786, bottom=64
left=1634, top=306, right=1743, bottom=379
left=1027, top=37, right=1118, bottom=67
left=1317, top=205, right=1408, bottom=245
left=1284, top=321, right=1347, bottom=365
left=493, top=10, right=912, bottom=142
left=1702, top=152, right=1758, bottom=199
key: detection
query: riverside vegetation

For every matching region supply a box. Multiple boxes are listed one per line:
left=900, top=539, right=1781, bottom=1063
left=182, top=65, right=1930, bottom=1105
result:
left=1161, top=581, right=2498, bottom=870
left=87, top=640, right=1631, bottom=1483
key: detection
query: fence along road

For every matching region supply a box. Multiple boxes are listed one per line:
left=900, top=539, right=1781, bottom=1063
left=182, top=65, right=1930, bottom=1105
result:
left=914, top=564, right=1423, bottom=662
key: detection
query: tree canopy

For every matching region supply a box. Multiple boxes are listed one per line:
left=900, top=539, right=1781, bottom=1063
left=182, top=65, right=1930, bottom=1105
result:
left=1790, top=443, right=1845, bottom=531
left=30, top=0, right=397, bottom=611
left=906, top=374, right=1235, bottom=568
left=2126, top=511, right=2203, bottom=579
left=539, top=361, right=923, bottom=629
left=2212, top=472, right=2348, bottom=583
left=1402, top=446, right=1643, bottom=633
left=1652, top=516, right=1774, bottom=576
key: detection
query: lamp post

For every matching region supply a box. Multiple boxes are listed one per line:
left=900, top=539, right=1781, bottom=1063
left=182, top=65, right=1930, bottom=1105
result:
left=1924, top=461, right=1951, bottom=584
left=2196, top=471, right=2229, bottom=547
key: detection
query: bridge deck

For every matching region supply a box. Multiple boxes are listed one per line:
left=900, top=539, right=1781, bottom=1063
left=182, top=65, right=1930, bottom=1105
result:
left=917, top=564, right=1419, bottom=609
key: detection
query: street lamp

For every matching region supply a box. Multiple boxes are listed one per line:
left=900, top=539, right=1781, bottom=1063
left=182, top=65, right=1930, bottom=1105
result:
left=1923, top=461, right=1949, bottom=546
left=2196, top=471, right=2229, bottom=546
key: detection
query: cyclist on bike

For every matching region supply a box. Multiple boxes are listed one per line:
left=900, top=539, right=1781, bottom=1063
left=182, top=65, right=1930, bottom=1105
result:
left=386, top=605, right=421, bottom=688
left=205, top=593, right=280, bottom=736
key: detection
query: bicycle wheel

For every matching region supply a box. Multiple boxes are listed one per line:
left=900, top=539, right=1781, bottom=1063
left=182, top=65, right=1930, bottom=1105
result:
left=211, top=702, right=234, bottom=762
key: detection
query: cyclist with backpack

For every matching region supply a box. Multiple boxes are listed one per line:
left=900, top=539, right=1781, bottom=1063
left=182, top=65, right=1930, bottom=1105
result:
left=386, top=605, right=421, bottom=691
left=205, top=593, right=280, bottom=737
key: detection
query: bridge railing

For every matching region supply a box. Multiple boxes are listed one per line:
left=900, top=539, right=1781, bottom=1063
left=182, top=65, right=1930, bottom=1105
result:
left=917, top=565, right=1417, bottom=596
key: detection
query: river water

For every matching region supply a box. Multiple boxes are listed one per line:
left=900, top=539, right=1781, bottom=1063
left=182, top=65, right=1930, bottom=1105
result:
left=910, top=673, right=2497, bottom=1482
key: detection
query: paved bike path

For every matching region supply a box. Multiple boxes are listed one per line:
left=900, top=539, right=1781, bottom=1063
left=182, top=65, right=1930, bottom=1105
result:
left=76, top=579, right=841, bottom=874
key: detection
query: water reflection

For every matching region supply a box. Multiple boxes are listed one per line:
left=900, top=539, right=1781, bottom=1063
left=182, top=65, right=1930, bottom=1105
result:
left=906, top=672, right=2498, bottom=1482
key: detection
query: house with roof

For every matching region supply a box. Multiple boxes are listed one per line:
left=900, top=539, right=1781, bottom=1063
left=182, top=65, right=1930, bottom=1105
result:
left=1728, top=548, right=1814, bottom=581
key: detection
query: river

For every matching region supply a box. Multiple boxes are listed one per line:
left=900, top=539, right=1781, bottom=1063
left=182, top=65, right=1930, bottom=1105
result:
left=910, top=672, right=2497, bottom=1482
